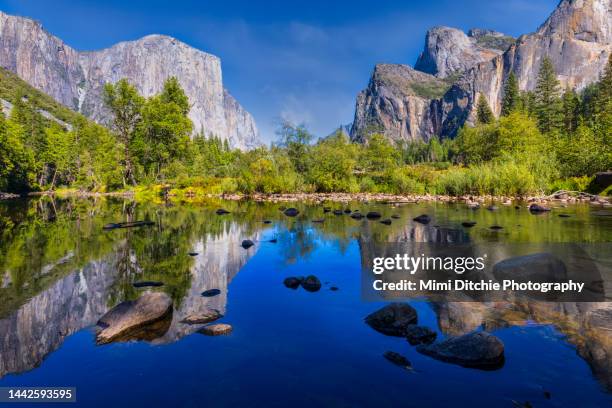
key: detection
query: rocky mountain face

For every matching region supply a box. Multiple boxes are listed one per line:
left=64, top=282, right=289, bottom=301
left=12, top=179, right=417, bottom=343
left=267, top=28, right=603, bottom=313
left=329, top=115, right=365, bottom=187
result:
left=0, top=12, right=259, bottom=149
left=350, top=64, right=445, bottom=143
left=352, top=0, right=611, bottom=142
left=414, top=26, right=512, bottom=79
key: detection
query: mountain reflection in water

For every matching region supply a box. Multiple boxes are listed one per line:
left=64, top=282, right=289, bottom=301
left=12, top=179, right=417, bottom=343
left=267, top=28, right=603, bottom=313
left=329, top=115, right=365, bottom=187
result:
left=0, top=197, right=610, bottom=406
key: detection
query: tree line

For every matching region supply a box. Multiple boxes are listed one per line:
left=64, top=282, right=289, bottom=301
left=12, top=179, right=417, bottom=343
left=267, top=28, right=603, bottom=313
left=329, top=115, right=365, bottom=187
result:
left=1, top=55, right=610, bottom=196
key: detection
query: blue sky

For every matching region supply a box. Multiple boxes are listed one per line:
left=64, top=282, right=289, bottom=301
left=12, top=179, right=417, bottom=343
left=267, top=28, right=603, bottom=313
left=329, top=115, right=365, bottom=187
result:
left=1, top=0, right=559, bottom=142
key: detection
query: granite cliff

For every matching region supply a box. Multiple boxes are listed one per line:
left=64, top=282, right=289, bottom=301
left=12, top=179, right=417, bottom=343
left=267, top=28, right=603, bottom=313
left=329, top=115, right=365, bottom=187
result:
left=352, top=0, right=611, bottom=142
left=0, top=11, right=259, bottom=149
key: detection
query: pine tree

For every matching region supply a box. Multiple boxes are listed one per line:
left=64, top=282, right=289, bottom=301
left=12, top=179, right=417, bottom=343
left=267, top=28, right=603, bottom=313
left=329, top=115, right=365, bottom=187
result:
left=476, top=94, right=494, bottom=124
left=501, top=72, right=520, bottom=116
left=534, top=57, right=562, bottom=133
left=561, top=86, right=580, bottom=134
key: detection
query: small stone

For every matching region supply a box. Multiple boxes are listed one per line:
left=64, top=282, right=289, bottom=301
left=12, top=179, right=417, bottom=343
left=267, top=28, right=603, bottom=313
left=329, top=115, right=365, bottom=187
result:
left=365, top=303, right=418, bottom=336
left=201, top=289, right=222, bottom=297
left=558, top=214, right=571, bottom=218
left=283, top=277, right=303, bottom=289
left=391, top=214, right=401, bottom=219
left=487, top=205, right=499, bottom=211
left=333, top=209, right=344, bottom=215
left=241, top=239, right=255, bottom=249
left=312, top=218, right=325, bottom=223
left=323, top=207, right=331, bottom=213
left=383, top=351, right=412, bottom=368
left=462, top=221, right=477, bottom=228
left=351, top=212, right=364, bottom=219
left=199, top=323, right=232, bottom=336
left=188, top=252, right=199, bottom=256
left=529, top=204, right=551, bottom=213
left=215, top=209, right=230, bottom=215
left=366, top=211, right=382, bottom=220
left=180, top=310, right=223, bottom=324
left=330, top=286, right=339, bottom=291
left=490, top=225, right=503, bottom=230
left=380, top=219, right=392, bottom=225
left=269, top=238, right=278, bottom=243
left=263, top=220, right=272, bottom=224
left=413, top=214, right=431, bottom=224
left=343, top=209, right=352, bottom=214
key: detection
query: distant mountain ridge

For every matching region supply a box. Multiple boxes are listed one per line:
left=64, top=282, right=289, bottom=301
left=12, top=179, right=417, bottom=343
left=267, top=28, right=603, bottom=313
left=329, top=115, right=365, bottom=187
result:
left=351, top=0, right=612, bottom=142
left=0, top=12, right=260, bottom=149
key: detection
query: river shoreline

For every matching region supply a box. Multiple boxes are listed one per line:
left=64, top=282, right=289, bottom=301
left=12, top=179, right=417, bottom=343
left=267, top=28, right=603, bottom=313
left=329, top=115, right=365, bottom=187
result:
left=2, top=190, right=610, bottom=207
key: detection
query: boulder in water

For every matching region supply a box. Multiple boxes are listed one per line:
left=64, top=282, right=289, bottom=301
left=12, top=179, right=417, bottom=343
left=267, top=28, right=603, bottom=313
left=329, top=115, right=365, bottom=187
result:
left=529, top=203, right=551, bottom=213
left=180, top=310, right=223, bottom=325
left=366, top=211, right=382, bottom=220
left=365, top=303, right=417, bottom=336
left=283, top=276, right=304, bottom=289
left=241, top=239, right=255, bottom=249
left=283, top=208, right=300, bottom=217
left=96, top=292, right=173, bottom=344
left=405, top=325, right=437, bottom=345
left=301, top=275, right=322, bottom=292
left=351, top=212, right=364, bottom=220
left=413, top=214, right=431, bottom=224
left=333, top=209, right=344, bottom=215
left=380, top=219, right=392, bottom=225
left=493, top=253, right=567, bottom=283
left=201, top=288, right=222, bottom=297
left=461, top=221, right=477, bottom=228
left=199, top=323, right=233, bottom=336
left=215, top=209, right=230, bottom=215
left=416, top=332, right=504, bottom=369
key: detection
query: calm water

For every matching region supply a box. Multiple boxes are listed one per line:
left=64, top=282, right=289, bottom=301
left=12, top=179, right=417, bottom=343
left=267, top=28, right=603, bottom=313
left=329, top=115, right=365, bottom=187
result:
left=0, top=197, right=611, bottom=407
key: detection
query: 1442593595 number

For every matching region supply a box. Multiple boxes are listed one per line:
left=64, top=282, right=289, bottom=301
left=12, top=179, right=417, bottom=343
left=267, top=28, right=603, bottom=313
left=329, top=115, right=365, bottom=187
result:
left=0, top=387, right=76, bottom=402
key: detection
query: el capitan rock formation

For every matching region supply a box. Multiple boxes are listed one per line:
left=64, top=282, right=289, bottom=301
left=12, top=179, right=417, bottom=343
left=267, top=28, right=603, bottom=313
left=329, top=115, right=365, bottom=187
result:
left=0, top=11, right=259, bottom=149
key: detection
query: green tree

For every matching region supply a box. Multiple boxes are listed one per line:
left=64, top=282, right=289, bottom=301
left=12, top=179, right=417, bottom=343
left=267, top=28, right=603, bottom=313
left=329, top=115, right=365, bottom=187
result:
left=534, top=57, right=562, bottom=133
left=275, top=120, right=313, bottom=173
left=561, top=86, right=580, bottom=134
left=476, top=94, right=494, bottom=124
left=501, top=72, right=520, bottom=116
left=103, top=79, right=145, bottom=186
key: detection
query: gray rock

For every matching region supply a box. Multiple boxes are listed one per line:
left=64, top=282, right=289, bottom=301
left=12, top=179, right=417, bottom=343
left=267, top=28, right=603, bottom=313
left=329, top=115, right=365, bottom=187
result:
left=283, top=276, right=303, bottom=289
left=0, top=12, right=259, bottom=149
left=415, top=26, right=509, bottom=78
left=493, top=253, right=568, bottom=283
left=365, top=303, right=418, bottom=336
left=417, top=331, right=504, bottom=369
left=180, top=310, right=223, bottom=325
left=529, top=204, right=551, bottom=213
left=96, top=292, right=173, bottom=344
left=198, top=323, right=232, bottom=336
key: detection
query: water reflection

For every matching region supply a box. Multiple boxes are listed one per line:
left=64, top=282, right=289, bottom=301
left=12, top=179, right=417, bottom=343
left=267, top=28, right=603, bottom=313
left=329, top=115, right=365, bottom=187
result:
left=0, top=197, right=610, bottom=395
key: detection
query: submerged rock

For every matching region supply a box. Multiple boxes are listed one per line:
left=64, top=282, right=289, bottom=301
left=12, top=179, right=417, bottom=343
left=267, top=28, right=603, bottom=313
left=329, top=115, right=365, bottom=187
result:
left=312, top=218, right=325, bottom=223
left=301, top=275, right=322, bottom=292
left=263, top=220, right=272, bottom=224
left=283, top=276, right=304, bottom=289
left=558, top=214, right=571, bottom=218
left=366, top=211, right=382, bottom=220
left=180, top=310, right=223, bottom=325
left=199, top=323, right=233, bottom=336
left=351, top=212, right=364, bottom=220
left=493, top=253, right=567, bottom=283
left=413, top=214, right=431, bottom=224
left=188, top=252, right=199, bottom=256
left=96, top=292, right=173, bottom=344
left=132, top=281, right=164, bottom=288
left=383, top=351, right=412, bottom=369
left=391, top=214, right=401, bottom=219
left=215, top=209, right=230, bottom=215
left=323, top=207, right=331, bottom=213
left=365, top=303, right=418, bottom=336
left=344, top=209, right=352, bottom=214
left=330, top=286, right=339, bottom=291
left=416, top=332, right=504, bottom=369
left=380, top=219, right=392, bottom=225
left=487, top=205, right=499, bottom=211
left=333, top=209, right=344, bottom=215
left=489, top=225, right=503, bottom=230
left=201, top=288, right=222, bottom=297
left=405, top=325, right=437, bottom=345
left=529, top=204, right=551, bottom=213
left=241, top=239, right=255, bottom=249
left=269, top=238, right=278, bottom=243
left=283, top=208, right=300, bottom=217
left=103, top=220, right=155, bottom=230
left=461, top=221, right=477, bottom=228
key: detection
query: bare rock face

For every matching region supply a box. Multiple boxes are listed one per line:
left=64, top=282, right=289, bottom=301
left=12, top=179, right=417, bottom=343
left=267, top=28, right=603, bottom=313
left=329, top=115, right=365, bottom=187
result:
left=353, top=0, right=611, bottom=142
left=440, top=0, right=612, bottom=136
left=415, top=26, right=511, bottom=79
left=0, top=12, right=259, bottom=149
left=350, top=64, right=445, bottom=143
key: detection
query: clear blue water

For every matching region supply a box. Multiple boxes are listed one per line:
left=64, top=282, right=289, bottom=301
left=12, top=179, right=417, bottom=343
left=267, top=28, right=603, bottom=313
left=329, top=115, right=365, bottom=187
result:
left=0, top=198, right=610, bottom=407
